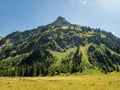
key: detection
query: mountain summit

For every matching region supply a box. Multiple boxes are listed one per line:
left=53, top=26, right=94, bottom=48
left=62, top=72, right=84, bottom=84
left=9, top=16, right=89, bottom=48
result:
left=51, top=16, right=71, bottom=26
left=0, top=17, right=120, bottom=76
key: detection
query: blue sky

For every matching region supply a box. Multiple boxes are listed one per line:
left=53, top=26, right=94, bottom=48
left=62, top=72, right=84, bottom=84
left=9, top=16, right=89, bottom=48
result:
left=0, top=0, right=120, bottom=37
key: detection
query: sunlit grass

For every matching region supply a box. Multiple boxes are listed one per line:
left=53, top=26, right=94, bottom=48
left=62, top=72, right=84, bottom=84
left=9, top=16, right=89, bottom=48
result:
left=50, top=47, right=77, bottom=65
left=0, top=73, right=120, bottom=90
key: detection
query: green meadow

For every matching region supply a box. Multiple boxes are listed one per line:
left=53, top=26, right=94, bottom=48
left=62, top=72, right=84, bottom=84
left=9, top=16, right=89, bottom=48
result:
left=0, top=73, right=120, bottom=90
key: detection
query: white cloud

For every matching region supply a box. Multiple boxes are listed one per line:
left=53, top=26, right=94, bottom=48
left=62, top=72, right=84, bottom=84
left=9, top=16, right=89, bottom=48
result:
left=80, top=0, right=92, bottom=6
left=82, top=0, right=88, bottom=5
left=69, top=0, right=92, bottom=6
left=112, top=32, right=115, bottom=35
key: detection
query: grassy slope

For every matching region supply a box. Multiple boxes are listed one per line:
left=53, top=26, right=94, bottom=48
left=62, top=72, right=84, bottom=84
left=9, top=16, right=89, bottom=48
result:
left=0, top=73, right=120, bottom=90
left=80, top=45, right=92, bottom=69
left=50, top=44, right=98, bottom=72
left=49, top=47, right=77, bottom=66
left=49, top=44, right=102, bottom=74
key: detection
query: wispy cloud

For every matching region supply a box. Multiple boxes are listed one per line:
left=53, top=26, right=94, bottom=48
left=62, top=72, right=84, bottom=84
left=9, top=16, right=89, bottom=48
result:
left=82, top=0, right=88, bottom=5
left=80, top=0, right=92, bottom=5
left=69, top=0, right=92, bottom=6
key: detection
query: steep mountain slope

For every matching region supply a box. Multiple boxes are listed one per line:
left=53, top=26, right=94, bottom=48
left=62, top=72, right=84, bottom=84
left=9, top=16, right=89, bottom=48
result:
left=0, top=16, right=120, bottom=76
left=0, top=36, right=2, bottom=40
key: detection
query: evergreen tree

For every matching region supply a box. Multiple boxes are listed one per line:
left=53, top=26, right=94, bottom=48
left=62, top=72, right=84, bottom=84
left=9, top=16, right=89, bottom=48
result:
left=116, top=63, right=119, bottom=72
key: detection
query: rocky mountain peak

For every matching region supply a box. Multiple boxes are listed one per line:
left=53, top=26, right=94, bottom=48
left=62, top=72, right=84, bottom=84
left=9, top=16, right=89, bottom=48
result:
left=51, top=16, right=71, bottom=26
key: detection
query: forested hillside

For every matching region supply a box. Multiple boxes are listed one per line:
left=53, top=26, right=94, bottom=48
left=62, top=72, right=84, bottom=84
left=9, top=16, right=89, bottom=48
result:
left=0, top=16, right=120, bottom=76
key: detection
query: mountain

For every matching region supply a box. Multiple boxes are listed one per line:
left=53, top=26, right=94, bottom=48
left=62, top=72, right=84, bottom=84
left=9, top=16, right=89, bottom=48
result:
left=50, top=16, right=71, bottom=26
left=0, top=16, right=120, bottom=76
left=0, top=36, right=2, bottom=40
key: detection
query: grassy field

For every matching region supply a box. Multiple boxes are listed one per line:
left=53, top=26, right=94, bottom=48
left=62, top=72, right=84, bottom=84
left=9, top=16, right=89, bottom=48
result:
left=0, top=73, right=120, bottom=90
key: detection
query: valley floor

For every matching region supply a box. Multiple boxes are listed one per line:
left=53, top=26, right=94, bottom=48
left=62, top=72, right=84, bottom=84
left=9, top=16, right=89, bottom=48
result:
left=0, top=73, right=120, bottom=90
